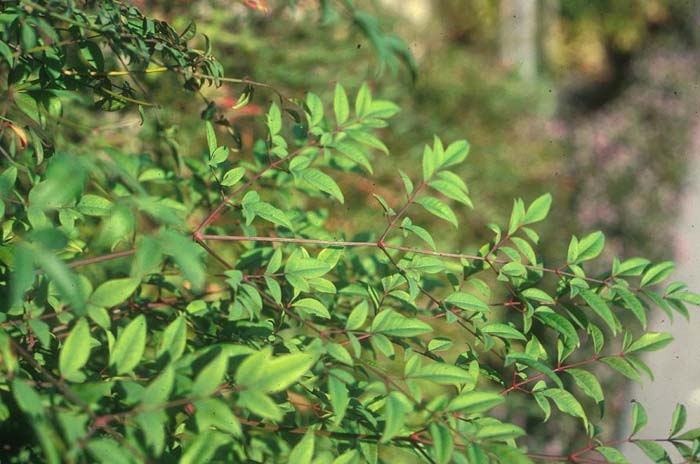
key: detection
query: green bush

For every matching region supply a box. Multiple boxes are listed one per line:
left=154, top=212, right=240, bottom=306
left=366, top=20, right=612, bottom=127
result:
left=1, top=2, right=699, bottom=463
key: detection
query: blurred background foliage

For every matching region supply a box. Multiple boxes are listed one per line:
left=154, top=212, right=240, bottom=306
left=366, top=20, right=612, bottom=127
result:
left=4, top=0, right=699, bottom=459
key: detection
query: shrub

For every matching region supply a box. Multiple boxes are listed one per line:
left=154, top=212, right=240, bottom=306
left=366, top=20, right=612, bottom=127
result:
left=1, top=2, right=699, bottom=463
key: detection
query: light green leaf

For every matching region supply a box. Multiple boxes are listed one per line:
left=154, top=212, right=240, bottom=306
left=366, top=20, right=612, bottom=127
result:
left=237, top=348, right=316, bottom=393
left=346, top=301, right=369, bottom=330
left=298, top=168, right=344, bottom=203
left=445, top=292, right=489, bottom=313
left=371, top=310, right=432, bottom=337
left=292, top=298, right=331, bottom=319
left=221, top=167, right=245, bottom=186
left=355, top=83, right=372, bottom=117
left=192, top=353, right=228, bottom=397
left=580, top=289, right=618, bottom=334
left=442, top=140, right=470, bottom=167
left=334, top=83, right=349, bottom=125
left=59, top=318, right=91, bottom=382
left=566, top=368, right=603, bottom=403
left=430, top=422, right=454, bottom=464
left=328, top=374, right=349, bottom=424
left=640, top=261, right=675, bottom=287
left=205, top=121, right=217, bottom=155
left=602, top=356, right=641, bottom=383
left=447, top=391, right=504, bottom=414
left=77, top=194, right=112, bottom=216
left=289, top=431, right=315, bottom=464
left=541, top=388, right=588, bottom=426
left=194, top=398, right=242, bottom=436
left=634, top=440, right=670, bottom=463
left=524, top=193, right=552, bottom=224
left=576, top=231, right=605, bottom=262
left=90, top=278, right=140, bottom=308
left=411, top=362, right=475, bottom=386
left=110, top=315, right=147, bottom=374
left=626, top=332, right=673, bottom=354
left=382, top=392, right=408, bottom=442
left=267, top=103, right=282, bottom=135
left=475, top=423, right=525, bottom=441
left=142, top=366, right=175, bottom=405
left=506, top=352, right=563, bottom=388
left=481, top=323, right=526, bottom=341
left=157, top=316, right=187, bottom=361
left=670, top=403, right=686, bottom=437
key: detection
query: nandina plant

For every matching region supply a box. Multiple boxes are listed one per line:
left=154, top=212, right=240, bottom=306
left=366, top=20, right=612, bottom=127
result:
left=1, top=1, right=699, bottom=463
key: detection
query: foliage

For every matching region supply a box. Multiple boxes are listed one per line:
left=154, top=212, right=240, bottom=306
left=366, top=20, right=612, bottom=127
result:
left=1, top=1, right=699, bottom=463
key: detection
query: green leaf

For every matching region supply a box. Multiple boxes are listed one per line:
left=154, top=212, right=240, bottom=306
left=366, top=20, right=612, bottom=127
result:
left=328, top=375, right=349, bottom=424
left=238, top=390, right=282, bottom=421
left=670, top=403, right=686, bottom=437
left=77, top=194, right=113, bottom=216
left=293, top=298, right=331, bottom=319
left=267, top=103, right=282, bottom=135
left=59, top=318, right=91, bottom=382
left=205, top=121, right=217, bottom=155
left=630, top=401, right=647, bottom=436
left=445, top=292, right=489, bottom=313
left=522, top=288, right=554, bottom=304
left=443, top=140, right=470, bottom=167
left=298, top=168, right=344, bottom=203
left=524, top=193, right=552, bottom=224
left=506, top=352, right=563, bottom=388
left=10, top=244, right=35, bottom=308
left=422, top=145, right=437, bottom=181
left=411, top=362, right=475, bottom=386
left=12, top=378, right=43, bottom=417
left=404, top=223, right=436, bottom=250
left=334, top=83, right=349, bottom=125
left=634, top=440, right=671, bottom=464
left=247, top=200, right=294, bottom=230
left=334, top=141, right=374, bottom=172
left=430, top=422, right=454, bottom=464
left=289, top=431, right=315, bottom=464
left=640, top=261, right=675, bottom=287
left=371, top=310, right=432, bottom=337
left=447, top=391, right=504, bottom=414
left=475, top=423, right=525, bottom=441
left=192, top=353, right=228, bottom=397
left=157, top=316, right=187, bottom=361
left=355, top=83, right=372, bottom=117
left=416, top=196, right=458, bottom=227
left=676, top=427, right=700, bottom=440
left=194, top=398, right=242, bottom=436
left=566, top=369, right=603, bottom=403
left=541, top=388, right=588, bottom=426
left=535, top=311, right=580, bottom=346
left=306, top=92, right=324, bottom=127
left=365, top=99, right=400, bottom=119
left=382, top=392, right=408, bottom=442
left=110, top=315, right=147, bottom=374
left=602, top=356, right=641, bottom=383
left=237, top=348, right=316, bottom=393
left=626, top=332, right=673, bottom=354
left=221, top=167, right=245, bottom=186
left=576, top=231, right=605, bottom=262
left=481, top=323, right=527, bottom=341
left=90, top=278, right=140, bottom=308
left=595, top=446, right=628, bottom=463
left=580, top=289, right=618, bottom=334
left=34, top=248, right=86, bottom=311
left=142, top=366, right=175, bottom=405
left=160, top=230, right=206, bottom=291
left=346, top=300, right=369, bottom=330
left=615, top=285, right=647, bottom=328
left=327, top=343, right=353, bottom=366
